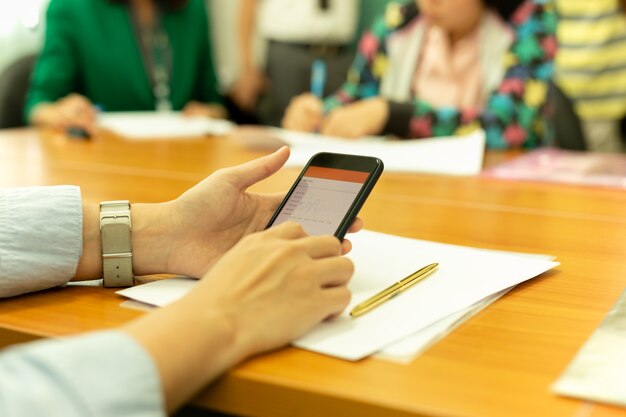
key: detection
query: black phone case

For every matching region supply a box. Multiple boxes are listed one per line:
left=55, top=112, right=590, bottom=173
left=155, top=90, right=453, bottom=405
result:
left=265, top=152, right=384, bottom=240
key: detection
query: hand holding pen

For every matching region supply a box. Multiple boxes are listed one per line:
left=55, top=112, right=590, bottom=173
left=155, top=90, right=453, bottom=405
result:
left=281, top=93, right=324, bottom=132
left=280, top=59, right=327, bottom=132
left=31, top=93, right=98, bottom=139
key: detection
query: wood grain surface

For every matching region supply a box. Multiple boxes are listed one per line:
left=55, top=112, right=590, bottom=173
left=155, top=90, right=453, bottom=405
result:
left=1, top=128, right=625, bottom=417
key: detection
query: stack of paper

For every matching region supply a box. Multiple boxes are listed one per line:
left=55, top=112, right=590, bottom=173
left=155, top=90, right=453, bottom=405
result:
left=553, top=289, right=626, bottom=407
left=231, top=127, right=486, bottom=176
left=118, top=230, right=558, bottom=361
left=99, top=111, right=235, bottom=139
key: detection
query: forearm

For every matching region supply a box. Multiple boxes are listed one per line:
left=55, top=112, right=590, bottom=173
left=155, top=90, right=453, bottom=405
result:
left=122, top=301, right=242, bottom=412
left=73, top=203, right=172, bottom=281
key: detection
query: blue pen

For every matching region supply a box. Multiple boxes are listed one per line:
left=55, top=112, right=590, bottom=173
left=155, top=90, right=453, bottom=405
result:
left=310, top=59, right=327, bottom=99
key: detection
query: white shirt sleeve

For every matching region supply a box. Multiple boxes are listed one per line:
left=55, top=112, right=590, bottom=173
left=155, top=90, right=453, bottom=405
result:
left=0, top=186, right=83, bottom=298
left=0, top=331, right=165, bottom=417
left=0, top=187, right=166, bottom=416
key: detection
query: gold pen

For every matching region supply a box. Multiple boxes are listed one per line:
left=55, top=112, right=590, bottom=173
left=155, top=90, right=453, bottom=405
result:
left=350, top=263, right=439, bottom=318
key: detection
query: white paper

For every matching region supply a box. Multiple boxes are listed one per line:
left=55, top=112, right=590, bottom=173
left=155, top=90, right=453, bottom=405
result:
left=117, top=230, right=558, bottom=361
left=375, top=289, right=511, bottom=364
left=117, top=277, right=196, bottom=307
left=269, top=128, right=485, bottom=175
left=552, top=289, right=626, bottom=407
left=293, top=230, right=558, bottom=360
left=377, top=252, right=556, bottom=363
left=99, top=111, right=235, bottom=139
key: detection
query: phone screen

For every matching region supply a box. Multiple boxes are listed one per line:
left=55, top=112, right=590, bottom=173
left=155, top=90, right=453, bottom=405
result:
left=271, top=165, right=371, bottom=236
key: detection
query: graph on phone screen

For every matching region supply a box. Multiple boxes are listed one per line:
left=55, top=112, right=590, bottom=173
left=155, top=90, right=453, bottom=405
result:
left=273, top=166, right=368, bottom=235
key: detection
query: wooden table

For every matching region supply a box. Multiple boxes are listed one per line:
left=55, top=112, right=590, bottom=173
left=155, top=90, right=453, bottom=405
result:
left=1, top=128, right=625, bottom=417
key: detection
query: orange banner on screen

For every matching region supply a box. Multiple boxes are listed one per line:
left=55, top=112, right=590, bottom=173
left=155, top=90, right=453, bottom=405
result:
left=304, top=166, right=369, bottom=183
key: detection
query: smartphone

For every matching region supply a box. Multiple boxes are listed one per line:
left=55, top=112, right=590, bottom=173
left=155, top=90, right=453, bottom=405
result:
left=266, top=152, right=384, bottom=239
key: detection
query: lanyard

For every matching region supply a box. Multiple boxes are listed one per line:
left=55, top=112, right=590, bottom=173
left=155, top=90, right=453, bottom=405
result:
left=130, top=5, right=173, bottom=112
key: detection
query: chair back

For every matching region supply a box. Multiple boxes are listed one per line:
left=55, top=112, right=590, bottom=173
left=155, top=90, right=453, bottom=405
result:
left=550, top=82, right=587, bottom=151
left=0, top=54, right=38, bottom=129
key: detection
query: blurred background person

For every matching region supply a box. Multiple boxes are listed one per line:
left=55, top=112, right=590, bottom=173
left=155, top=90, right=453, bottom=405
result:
left=229, top=0, right=359, bottom=126
left=24, top=0, right=225, bottom=136
left=555, top=0, right=626, bottom=153
left=283, top=0, right=557, bottom=149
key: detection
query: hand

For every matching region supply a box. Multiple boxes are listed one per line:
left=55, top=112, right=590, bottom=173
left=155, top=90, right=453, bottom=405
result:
left=133, top=147, right=290, bottom=277
left=189, top=221, right=354, bottom=355
left=74, top=146, right=362, bottom=280
left=321, top=97, right=389, bottom=139
left=123, top=221, right=354, bottom=411
left=182, top=101, right=228, bottom=119
left=281, top=93, right=323, bottom=132
left=30, top=93, right=97, bottom=136
left=134, top=146, right=362, bottom=278
left=229, top=67, right=267, bottom=111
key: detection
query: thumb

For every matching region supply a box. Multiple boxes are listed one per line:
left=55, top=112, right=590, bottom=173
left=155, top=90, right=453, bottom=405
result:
left=223, top=146, right=290, bottom=190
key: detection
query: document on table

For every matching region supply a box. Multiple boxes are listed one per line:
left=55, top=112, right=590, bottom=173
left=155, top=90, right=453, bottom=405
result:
left=482, top=148, right=626, bottom=189
left=231, top=127, right=486, bottom=175
left=99, top=111, right=235, bottom=139
left=118, top=230, right=558, bottom=361
left=376, top=249, right=557, bottom=362
left=375, top=288, right=511, bottom=363
left=552, top=289, right=626, bottom=407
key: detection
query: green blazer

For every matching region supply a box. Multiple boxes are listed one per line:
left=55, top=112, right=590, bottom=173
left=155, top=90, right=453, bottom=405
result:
left=25, top=0, right=221, bottom=121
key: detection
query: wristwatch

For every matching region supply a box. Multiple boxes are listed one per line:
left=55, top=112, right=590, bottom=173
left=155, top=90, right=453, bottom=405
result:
left=100, top=200, right=134, bottom=287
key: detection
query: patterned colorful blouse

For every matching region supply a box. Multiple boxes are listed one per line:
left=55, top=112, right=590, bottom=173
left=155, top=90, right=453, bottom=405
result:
left=323, top=0, right=557, bottom=149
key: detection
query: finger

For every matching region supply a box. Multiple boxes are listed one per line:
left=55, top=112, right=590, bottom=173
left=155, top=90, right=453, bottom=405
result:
left=222, top=146, right=290, bottom=190
left=266, top=221, right=308, bottom=239
left=58, top=107, right=91, bottom=131
left=283, top=110, right=310, bottom=131
left=65, top=95, right=94, bottom=117
left=347, top=217, right=364, bottom=234
left=295, top=235, right=342, bottom=259
left=302, top=99, right=323, bottom=118
left=313, top=257, right=354, bottom=288
left=59, top=96, right=94, bottom=121
left=341, top=238, right=352, bottom=255
left=319, top=286, right=353, bottom=319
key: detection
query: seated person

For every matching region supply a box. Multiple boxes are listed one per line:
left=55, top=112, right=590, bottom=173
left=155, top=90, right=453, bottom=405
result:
left=555, top=0, right=626, bottom=153
left=25, top=0, right=225, bottom=136
left=0, top=147, right=357, bottom=415
left=230, top=0, right=358, bottom=126
left=283, top=0, right=556, bottom=149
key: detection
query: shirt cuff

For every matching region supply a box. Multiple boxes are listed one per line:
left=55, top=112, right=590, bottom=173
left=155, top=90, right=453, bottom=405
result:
left=383, top=101, right=413, bottom=138
left=0, top=186, right=83, bottom=297
left=0, top=331, right=165, bottom=417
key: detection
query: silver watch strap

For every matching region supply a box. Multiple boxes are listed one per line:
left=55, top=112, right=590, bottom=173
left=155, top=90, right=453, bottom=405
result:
left=100, top=201, right=134, bottom=287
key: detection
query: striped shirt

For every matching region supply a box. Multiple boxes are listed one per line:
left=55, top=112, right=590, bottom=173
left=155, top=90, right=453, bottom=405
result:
left=556, top=0, right=626, bottom=120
